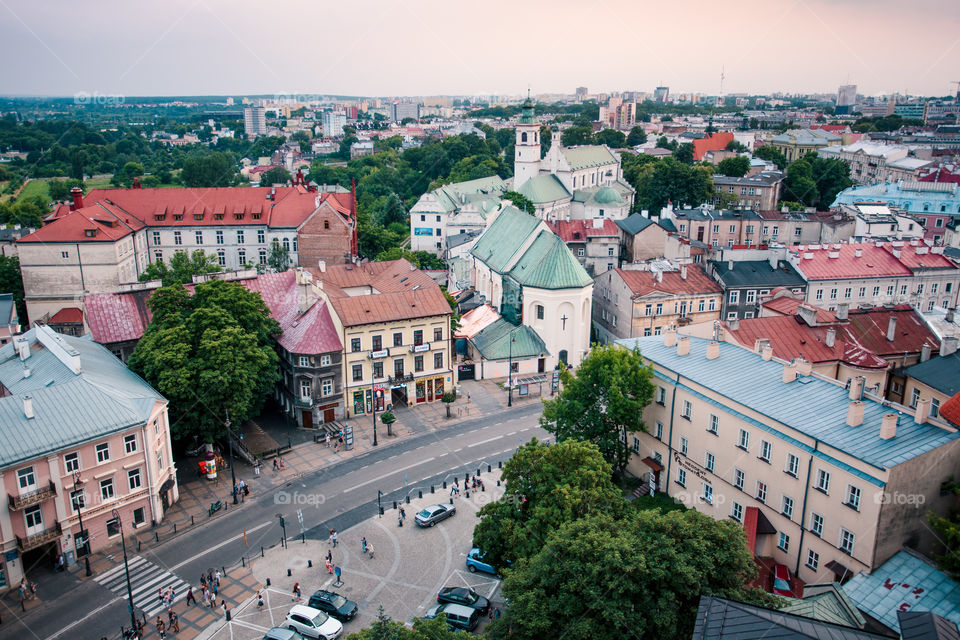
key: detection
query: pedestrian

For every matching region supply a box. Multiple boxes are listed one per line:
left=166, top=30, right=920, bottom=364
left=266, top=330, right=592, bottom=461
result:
left=325, top=432, right=330, bottom=447
left=494, top=607, right=501, bottom=619
left=367, top=542, right=375, bottom=559
left=214, top=569, right=221, bottom=585
left=186, top=586, right=196, bottom=606
left=292, top=582, right=301, bottom=601
left=207, top=570, right=213, bottom=585
left=213, top=581, right=219, bottom=597
left=273, top=458, right=279, bottom=471
left=330, top=529, right=338, bottom=547
left=220, top=600, right=227, bottom=617
left=333, top=440, right=339, bottom=453
left=159, top=587, right=165, bottom=607
left=254, top=459, right=261, bottom=476
left=278, top=456, right=285, bottom=469
left=325, top=558, right=333, bottom=574
left=257, top=591, right=264, bottom=611
left=155, top=617, right=166, bottom=639
left=326, top=549, right=332, bottom=564
left=169, top=610, right=180, bottom=633
left=200, top=573, right=206, bottom=588
left=361, top=537, right=367, bottom=554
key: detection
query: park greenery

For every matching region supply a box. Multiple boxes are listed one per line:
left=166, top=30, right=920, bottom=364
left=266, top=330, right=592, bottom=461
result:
left=139, top=249, right=222, bottom=286
left=128, top=280, right=280, bottom=445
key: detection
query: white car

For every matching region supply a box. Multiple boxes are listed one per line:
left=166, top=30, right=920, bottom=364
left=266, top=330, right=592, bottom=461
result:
left=284, top=604, right=343, bottom=640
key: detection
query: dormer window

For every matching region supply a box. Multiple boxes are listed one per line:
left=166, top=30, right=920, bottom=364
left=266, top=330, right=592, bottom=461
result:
left=84, top=229, right=97, bottom=238
left=173, top=214, right=183, bottom=221
left=214, top=214, right=224, bottom=220
left=154, top=214, right=165, bottom=221
left=234, top=213, right=244, bottom=220
left=194, top=214, right=203, bottom=221
left=251, top=213, right=261, bottom=220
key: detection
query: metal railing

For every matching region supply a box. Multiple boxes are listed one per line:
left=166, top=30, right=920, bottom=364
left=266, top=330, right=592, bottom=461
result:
left=16, top=521, right=62, bottom=551
left=8, top=480, right=56, bottom=511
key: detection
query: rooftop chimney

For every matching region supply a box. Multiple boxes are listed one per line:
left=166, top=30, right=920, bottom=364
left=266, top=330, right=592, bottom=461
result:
left=880, top=413, right=898, bottom=440
left=946, top=307, right=955, bottom=323
left=706, top=341, right=720, bottom=359
left=854, top=248, right=862, bottom=258
left=23, top=395, right=34, bottom=419
left=849, top=376, right=864, bottom=401
left=828, top=251, right=840, bottom=259
left=727, top=317, right=740, bottom=331
left=941, top=336, right=958, bottom=357
left=655, top=270, right=663, bottom=283
left=761, top=345, right=773, bottom=361
left=921, top=343, right=932, bottom=362
left=317, top=259, right=326, bottom=274
left=886, top=316, right=897, bottom=342
left=783, top=360, right=797, bottom=383
left=892, top=248, right=902, bottom=259
left=846, top=400, right=864, bottom=427
left=728, top=260, right=734, bottom=271
left=769, top=253, right=779, bottom=271
left=836, top=303, right=849, bottom=321
left=676, top=336, right=690, bottom=356
left=70, top=187, right=83, bottom=211
left=825, top=328, right=836, bottom=348
left=15, top=338, right=29, bottom=361
left=681, top=264, right=687, bottom=280
left=914, top=397, right=930, bottom=425
left=664, top=327, right=677, bottom=347
left=797, top=304, right=818, bottom=327
left=796, top=358, right=812, bottom=376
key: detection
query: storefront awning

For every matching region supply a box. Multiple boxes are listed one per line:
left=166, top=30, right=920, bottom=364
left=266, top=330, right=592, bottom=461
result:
left=826, top=560, right=853, bottom=583
left=641, top=456, right=663, bottom=473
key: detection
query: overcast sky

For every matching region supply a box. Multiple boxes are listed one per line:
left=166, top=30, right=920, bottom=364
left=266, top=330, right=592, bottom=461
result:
left=1, top=0, right=958, bottom=99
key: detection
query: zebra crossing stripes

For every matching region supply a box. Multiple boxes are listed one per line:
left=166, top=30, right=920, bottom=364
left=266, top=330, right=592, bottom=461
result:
left=93, top=556, right=191, bottom=618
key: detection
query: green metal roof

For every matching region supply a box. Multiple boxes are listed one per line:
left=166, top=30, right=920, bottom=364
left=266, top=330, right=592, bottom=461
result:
left=508, top=229, right=593, bottom=290
left=470, top=319, right=548, bottom=361
left=562, top=145, right=617, bottom=170
left=469, top=206, right=541, bottom=274
left=431, top=175, right=507, bottom=212
left=517, top=174, right=571, bottom=204
left=518, top=98, right=537, bottom=125
left=779, top=584, right=866, bottom=628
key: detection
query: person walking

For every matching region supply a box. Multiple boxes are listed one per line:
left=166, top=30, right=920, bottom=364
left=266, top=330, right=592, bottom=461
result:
left=325, top=558, right=333, bottom=574
left=155, top=617, right=166, bottom=639
left=273, top=458, right=279, bottom=471
left=361, top=537, right=367, bottom=554
left=220, top=600, right=227, bottom=617
left=254, top=459, right=261, bottom=476
left=292, top=582, right=301, bottom=601
left=214, top=569, right=221, bottom=585
left=158, top=587, right=165, bottom=608
left=330, top=529, right=339, bottom=547
left=325, top=549, right=332, bottom=564
left=324, top=432, right=330, bottom=447
left=186, top=586, right=196, bottom=606
left=367, top=542, right=375, bottom=559
left=169, top=610, right=180, bottom=633
left=257, top=591, right=264, bottom=611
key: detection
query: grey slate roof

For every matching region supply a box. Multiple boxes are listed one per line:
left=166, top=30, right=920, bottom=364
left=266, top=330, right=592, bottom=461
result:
left=0, top=293, right=17, bottom=327
left=902, top=353, right=960, bottom=396
left=709, top=260, right=807, bottom=289
left=898, top=612, right=960, bottom=640
left=616, top=213, right=656, bottom=235
left=0, top=326, right=165, bottom=468
left=692, top=596, right=889, bottom=640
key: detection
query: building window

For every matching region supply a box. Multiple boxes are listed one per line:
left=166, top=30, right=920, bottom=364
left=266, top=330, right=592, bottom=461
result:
left=321, top=378, right=333, bottom=396
left=645, top=304, right=653, bottom=316
left=631, top=436, right=640, bottom=454
left=785, top=453, right=799, bottom=477
left=70, top=488, right=85, bottom=513
left=782, top=495, right=795, bottom=519
left=350, top=338, right=361, bottom=352
left=237, top=230, right=245, bottom=244
left=656, top=303, right=663, bottom=315
left=778, top=532, right=790, bottom=552
left=704, top=452, right=715, bottom=473
left=128, top=468, right=142, bottom=490
left=858, top=287, right=866, bottom=298
left=434, top=327, right=443, bottom=341
left=815, top=469, right=830, bottom=494
left=731, top=502, right=744, bottom=523
left=64, top=452, right=79, bottom=473
left=173, top=231, right=182, bottom=245
left=708, top=414, right=719, bottom=434
left=414, top=355, right=424, bottom=372
left=299, top=378, right=311, bottom=399
left=371, top=335, right=382, bottom=351
left=654, top=421, right=664, bottom=440
left=257, top=230, right=265, bottom=244
left=238, top=249, right=246, bottom=264
left=708, top=299, right=715, bottom=311
left=106, top=517, right=120, bottom=537
left=133, top=507, right=146, bottom=526
left=806, top=549, right=820, bottom=571
left=96, top=443, right=110, bottom=464
left=843, top=287, right=851, bottom=299
left=702, top=484, right=713, bottom=505
left=887, top=285, right=895, bottom=296
left=298, top=356, right=310, bottom=367
left=124, top=434, right=137, bottom=454
left=734, top=468, right=745, bottom=490
left=756, top=481, right=767, bottom=504
left=737, top=429, right=749, bottom=451
left=815, top=289, right=823, bottom=301
left=259, top=249, right=267, bottom=264
left=217, top=250, right=225, bottom=266
left=434, top=352, right=443, bottom=369
left=413, top=330, right=423, bottom=346
left=536, top=305, right=544, bottom=320
left=352, top=364, right=363, bottom=381
left=152, top=231, right=161, bottom=245
left=845, top=485, right=861, bottom=511
left=830, top=288, right=838, bottom=300
left=680, top=436, right=689, bottom=456
left=728, top=291, right=739, bottom=304
left=759, top=440, right=772, bottom=462
left=839, top=528, right=855, bottom=555
left=810, top=512, right=823, bottom=537
left=745, top=290, right=756, bottom=304
left=24, top=504, right=42, bottom=529
left=676, top=468, right=687, bottom=487
left=698, top=299, right=705, bottom=312
left=910, top=388, right=920, bottom=408
left=372, top=361, right=383, bottom=378
left=931, top=398, right=941, bottom=419
left=17, top=466, right=36, bottom=489
left=216, top=230, right=224, bottom=244
left=100, top=478, right=115, bottom=501
left=681, top=400, right=692, bottom=419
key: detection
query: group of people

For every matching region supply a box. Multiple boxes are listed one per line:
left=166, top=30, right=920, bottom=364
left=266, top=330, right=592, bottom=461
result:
left=449, top=476, right=484, bottom=498
left=360, top=536, right=375, bottom=559
left=183, top=570, right=228, bottom=616
left=232, top=479, right=249, bottom=502
left=323, top=427, right=347, bottom=452
left=18, top=578, right=37, bottom=601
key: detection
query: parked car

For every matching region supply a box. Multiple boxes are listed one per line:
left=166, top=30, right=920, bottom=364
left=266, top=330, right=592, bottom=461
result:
left=265, top=629, right=305, bottom=640
left=424, top=603, right=481, bottom=631
left=415, top=503, right=456, bottom=527
left=772, top=563, right=793, bottom=597
left=465, top=548, right=496, bottom=574
left=437, top=586, right=490, bottom=615
left=308, top=590, right=358, bottom=621
left=284, top=604, right=343, bottom=640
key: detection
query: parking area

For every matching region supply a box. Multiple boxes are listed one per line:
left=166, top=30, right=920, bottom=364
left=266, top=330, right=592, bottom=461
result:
left=199, top=471, right=506, bottom=639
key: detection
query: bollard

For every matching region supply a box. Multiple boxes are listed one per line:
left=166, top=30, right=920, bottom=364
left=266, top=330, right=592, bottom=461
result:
left=242, top=556, right=246, bottom=567
left=477, top=468, right=481, bottom=477
left=261, top=546, right=264, bottom=558
left=222, top=566, right=226, bottom=575
left=443, top=481, right=447, bottom=489
left=498, top=461, right=502, bottom=469
left=393, top=500, right=397, bottom=510
left=431, top=485, right=435, bottom=494
left=308, top=559, right=312, bottom=568
left=487, top=464, right=491, bottom=473
left=155, top=531, right=159, bottom=542
left=302, top=533, right=305, bottom=544
left=405, top=495, right=410, bottom=504
left=481, top=483, right=485, bottom=492
left=466, top=490, right=470, bottom=498
left=497, top=479, right=501, bottom=486
left=191, top=515, right=195, bottom=526
left=287, top=568, right=292, bottom=577
left=137, top=540, right=141, bottom=552
left=418, top=490, right=422, bottom=499
left=173, top=523, right=177, bottom=534
left=449, top=497, right=454, bottom=505
left=21, top=600, right=25, bottom=612
left=226, top=610, right=232, bottom=622
left=266, top=578, right=271, bottom=586
left=379, top=506, right=384, bottom=516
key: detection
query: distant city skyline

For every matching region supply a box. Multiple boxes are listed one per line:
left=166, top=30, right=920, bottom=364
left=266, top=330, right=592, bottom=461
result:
left=1, top=0, right=957, bottom=99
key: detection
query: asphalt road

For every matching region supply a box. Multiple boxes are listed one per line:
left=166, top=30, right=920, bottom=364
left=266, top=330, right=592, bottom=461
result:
left=1, top=402, right=547, bottom=640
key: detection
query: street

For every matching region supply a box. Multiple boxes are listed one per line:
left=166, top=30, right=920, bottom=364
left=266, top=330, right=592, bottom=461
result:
left=0, top=402, right=547, bottom=640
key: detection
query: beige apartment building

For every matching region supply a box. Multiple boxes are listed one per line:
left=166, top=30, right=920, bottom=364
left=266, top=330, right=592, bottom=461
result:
left=616, top=333, right=960, bottom=586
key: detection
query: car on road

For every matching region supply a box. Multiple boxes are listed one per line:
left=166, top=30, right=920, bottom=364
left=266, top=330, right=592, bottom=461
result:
left=415, top=503, right=456, bottom=527
left=424, top=603, right=482, bottom=631
left=284, top=604, right=343, bottom=640
left=308, top=589, right=358, bottom=621
left=437, top=586, right=490, bottom=615
left=465, top=548, right=497, bottom=575
left=265, top=629, right=305, bottom=640
left=772, top=563, right=793, bottom=597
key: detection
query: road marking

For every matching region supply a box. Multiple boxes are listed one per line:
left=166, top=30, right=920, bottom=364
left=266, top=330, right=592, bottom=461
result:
left=170, top=521, right=271, bottom=571
left=343, top=458, right=436, bottom=492
left=493, top=422, right=503, bottom=426
left=49, top=595, right=123, bottom=638
left=453, top=448, right=463, bottom=452
left=388, top=455, right=398, bottom=459
left=467, top=436, right=502, bottom=448
left=506, top=431, right=516, bottom=436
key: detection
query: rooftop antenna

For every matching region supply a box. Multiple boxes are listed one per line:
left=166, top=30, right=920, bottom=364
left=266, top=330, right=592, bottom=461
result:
left=720, top=66, right=725, bottom=98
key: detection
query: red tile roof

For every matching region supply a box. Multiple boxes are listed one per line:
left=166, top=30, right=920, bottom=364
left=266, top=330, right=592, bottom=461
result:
left=877, top=242, right=957, bottom=271
left=48, top=307, right=83, bottom=324
left=84, top=288, right=156, bottom=344
left=617, top=265, right=722, bottom=297
left=547, top=219, right=619, bottom=242
left=842, top=305, right=940, bottom=358
left=21, top=202, right=145, bottom=243
left=939, top=391, right=960, bottom=427
left=761, top=296, right=838, bottom=323
left=810, top=124, right=848, bottom=133
left=692, top=132, right=734, bottom=161
left=791, top=243, right=913, bottom=279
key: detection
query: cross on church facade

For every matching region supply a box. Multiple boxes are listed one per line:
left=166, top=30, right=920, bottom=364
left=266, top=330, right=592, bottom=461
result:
left=561, top=314, right=568, bottom=330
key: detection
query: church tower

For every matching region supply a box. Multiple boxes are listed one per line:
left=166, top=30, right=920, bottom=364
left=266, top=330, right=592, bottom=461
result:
left=513, top=94, right=540, bottom=189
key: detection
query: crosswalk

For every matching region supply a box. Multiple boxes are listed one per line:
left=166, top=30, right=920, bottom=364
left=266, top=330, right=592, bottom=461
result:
left=94, top=556, right=191, bottom=618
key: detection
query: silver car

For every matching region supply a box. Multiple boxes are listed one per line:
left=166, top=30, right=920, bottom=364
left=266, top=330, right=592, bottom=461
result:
left=415, top=503, right=456, bottom=527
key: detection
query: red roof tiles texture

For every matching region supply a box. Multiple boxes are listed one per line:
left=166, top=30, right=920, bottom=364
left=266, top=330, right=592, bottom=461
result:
left=939, top=391, right=960, bottom=427
left=692, top=132, right=735, bottom=162
left=617, top=266, right=722, bottom=297
left=547, top=219, right=619, bottom=242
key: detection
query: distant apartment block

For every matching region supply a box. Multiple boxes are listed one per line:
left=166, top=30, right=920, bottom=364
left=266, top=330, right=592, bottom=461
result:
left=244, top=106, right=266, bottom=137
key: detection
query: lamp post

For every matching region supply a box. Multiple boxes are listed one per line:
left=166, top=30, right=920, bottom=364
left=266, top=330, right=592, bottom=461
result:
left=226, top=409, right=237, bottom=505
left=71, top=472, right=91, bottom=576
left=371, top=375, right=378, bottom=447
left=507, top=329, right=518, bottom=407
left=112, top=508, right=137, bottom=634
left=277, top=513, right=287, bottom=548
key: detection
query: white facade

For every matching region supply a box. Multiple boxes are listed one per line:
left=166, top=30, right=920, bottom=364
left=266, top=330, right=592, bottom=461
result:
left=322, top=112, right=346, bottom=138
left=244, top=106, right=266, bottom=137
left=514, top=120, right=541, bottom=188
left=146, top=225, right=300, bottom=271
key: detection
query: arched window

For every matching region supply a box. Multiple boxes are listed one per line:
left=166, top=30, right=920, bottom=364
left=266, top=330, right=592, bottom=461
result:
left=324, top=220, right=330, bottom=229
left=559, top=350, right=569, bottom=366
left=521, top=132, right=528, bottom=143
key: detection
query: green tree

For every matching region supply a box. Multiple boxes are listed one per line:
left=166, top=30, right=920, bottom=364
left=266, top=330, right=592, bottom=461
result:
left=347, top=605, right=463, bottom=640
left=541, top=344, right=654, bottom=475
left=377, top=193, right=407, bottom=226
left=672, top=142, right=695, bottom=165
left=716, top=156, right=750, bottom=178
left=783, top=156, right=818, bottom=206
left=629, top=157, right=714, bottom=212
left=122, top=161, right=144, bottom=179
left=140, top=250, right=222, bottom=286
left=267, top=238, right=290, bottom=272
left=0, top=255, right=27, bottom=323
left=561, top=125, right=595, bottom=147
left=655, top=136, right=677, bottom=151
left=48, top=179, right=72, bottom=202
left=539, top=125, right=552, bottom=158
left=725, top=140, right=748, bottom=152
left=472, top=439, right=623, bottom=569
left=502, top=191, right=535, bottom=214
left=379, top=411, right=396, bottom=437
left=595, top=129, right=627, bottom=148
left=753, top=144, right=786, bottom=170
left=180, top=152, right=236, bottom=187
left=626, top=126, right=648, bottom=146
left=441, top=391, right=456, bottom=418
left=259, top=166, right=290, bottom=186
left=127, top=280, right=280, bottom=444
left=495, top=510, right=782, bottom=640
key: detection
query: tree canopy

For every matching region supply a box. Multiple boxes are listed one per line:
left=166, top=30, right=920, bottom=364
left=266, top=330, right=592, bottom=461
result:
left=595, top=128, right=627, bottom=148
left=561, top=125, right=595, bottom=147
left=127, top=280, right=280, bottom=445
left=541, top=344, right=655, bottom=474
left=0, top=255, right=27, bottom=324
left=626, top=126, right=648, bottom=146
left=258, top=166, right=290, bottom=186
left=782, top=152, right=852, bottom=209
left=716, top=156, right=750, bottom=178
left=621, top=153, right=714, bottom=213
left=180, top=152, right=236, bottom=187
left=502, top=190, right=535, bottom=214
left=753, top=144, right=786, bottom=170
left=139, top=249, right=222, bottom=286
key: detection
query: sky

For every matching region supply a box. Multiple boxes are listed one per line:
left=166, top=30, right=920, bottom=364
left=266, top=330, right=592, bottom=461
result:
left=1, top=0, right=958, bottom=99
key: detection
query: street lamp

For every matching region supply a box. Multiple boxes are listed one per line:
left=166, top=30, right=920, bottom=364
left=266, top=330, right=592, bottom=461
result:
left=112, top=508, right=138, bottom=634
left=71, top=472, right=91, bottom=576
left=226, top=409, right=237, bottom=505
left=371, top=375, right=378, bottom=447
left=507, top=328, right=519, bottom=407
left=277, top=513, right=287, bottom=548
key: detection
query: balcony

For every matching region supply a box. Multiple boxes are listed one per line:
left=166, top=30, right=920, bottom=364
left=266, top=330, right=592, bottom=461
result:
left=295, top=396, right=314, bottom=408
left=8, top=481, right=56, bottom=511
left=17, top=521, right=62, bottom=551
left=409, top=342, right=431, bottom=353
left=389, top=373, right=415, bottom=384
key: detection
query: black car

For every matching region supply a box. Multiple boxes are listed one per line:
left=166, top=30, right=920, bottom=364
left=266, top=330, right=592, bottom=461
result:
left=308, top=589, right=358, bottom=621
left=415, top=503, right=456, bottom=527
left=437, top=586, right=490, bottom=615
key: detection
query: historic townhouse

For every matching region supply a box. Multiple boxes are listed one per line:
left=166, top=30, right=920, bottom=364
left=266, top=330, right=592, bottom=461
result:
left=0, top=326, right=175, bottom=590
left=617, top=333, right=960, bottom=587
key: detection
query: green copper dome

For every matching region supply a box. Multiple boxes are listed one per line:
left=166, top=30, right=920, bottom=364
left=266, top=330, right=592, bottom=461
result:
left=593, top=186, right=624, bottom=205
left=518, top=97, right=536, bottom=125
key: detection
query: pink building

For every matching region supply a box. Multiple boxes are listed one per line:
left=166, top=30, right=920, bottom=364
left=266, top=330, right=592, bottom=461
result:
left=0, top=325, right=175, bottom=591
